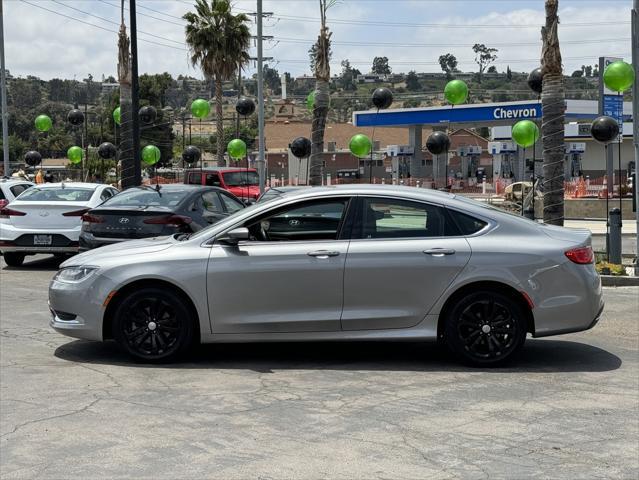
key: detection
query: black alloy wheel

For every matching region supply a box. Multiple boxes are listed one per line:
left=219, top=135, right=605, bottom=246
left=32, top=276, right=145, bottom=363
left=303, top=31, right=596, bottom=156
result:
left=445, top=291, right=527, bottom=366
left=113, top=288, right=195, bottom=362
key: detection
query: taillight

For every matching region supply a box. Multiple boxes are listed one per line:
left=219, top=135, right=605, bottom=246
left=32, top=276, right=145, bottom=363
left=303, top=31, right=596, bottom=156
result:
left=81, top=213, right=104, bottom=224
left=0, top=200, right=8, bottom=209
left=63, top=208, right=90, bottom=217
left=143, top=214, right=192, bottom=226
left=0, top=208, right=26, bottom=219
left=565, top=246, right=594, bottom=264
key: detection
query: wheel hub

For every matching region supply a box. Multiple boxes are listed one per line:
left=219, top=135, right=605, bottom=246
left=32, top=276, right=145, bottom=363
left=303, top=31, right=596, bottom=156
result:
left=481, top=324, right=491, bottom=334
left=148, top=321, right=157, bottom=331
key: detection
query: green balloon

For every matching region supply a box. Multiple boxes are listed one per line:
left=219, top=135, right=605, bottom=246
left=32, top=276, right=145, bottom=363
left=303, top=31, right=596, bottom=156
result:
left=512, top=120, right=540, bottom=148
left=227, top=138, right=247, bottom=160
left=349, top=134, right=372, bottom=158
left=306, top=91, right=315, bottom=112
left=35, top=115, right=52, bottom=132
left=142, top=145, right=161, bottom=165
left=191, top=98, right=210, bottom=118
left=603, top=61, right=635, bottom=93
left=444, top=80, right=468, bottom=105
left=67, top=146, right=83, bottom=164
left=113, top=107, right=121, bottom=126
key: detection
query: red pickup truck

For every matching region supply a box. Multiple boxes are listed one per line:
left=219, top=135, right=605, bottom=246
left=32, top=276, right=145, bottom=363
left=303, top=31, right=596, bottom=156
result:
left=185, top=167, right=261, bottom=203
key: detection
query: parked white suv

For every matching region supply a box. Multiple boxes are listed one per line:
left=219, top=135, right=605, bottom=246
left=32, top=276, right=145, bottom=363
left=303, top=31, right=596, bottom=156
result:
left=0, top=178, right=34, bottom=209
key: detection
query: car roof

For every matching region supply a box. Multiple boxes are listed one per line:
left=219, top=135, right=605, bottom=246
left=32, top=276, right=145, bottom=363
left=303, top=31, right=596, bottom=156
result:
left=0, top=179, right=34, bottom=186
left=186, top=167, right=257, bottom=172
left=126, top=184, right=223, bottom=191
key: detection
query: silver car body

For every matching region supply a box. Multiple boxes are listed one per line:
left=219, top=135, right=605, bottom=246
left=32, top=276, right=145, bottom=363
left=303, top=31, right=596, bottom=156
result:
left=49, top=185, right=603, bottom=344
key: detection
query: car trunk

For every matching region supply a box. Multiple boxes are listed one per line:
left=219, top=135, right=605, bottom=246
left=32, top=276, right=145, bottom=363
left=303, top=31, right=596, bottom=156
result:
left=84, top=206, right=182, bottom=239
left=6, top=201, right=89, bottom=229
left=538, top=223, right=591, bottom=246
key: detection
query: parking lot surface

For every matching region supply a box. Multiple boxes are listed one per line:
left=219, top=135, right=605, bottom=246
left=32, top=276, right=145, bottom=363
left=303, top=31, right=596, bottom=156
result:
left=1, top=255, right=638, bottom=479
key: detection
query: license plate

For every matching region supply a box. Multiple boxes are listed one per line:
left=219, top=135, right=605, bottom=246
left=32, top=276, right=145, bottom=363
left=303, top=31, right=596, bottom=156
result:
left=34, top=235, right=52, bottom=246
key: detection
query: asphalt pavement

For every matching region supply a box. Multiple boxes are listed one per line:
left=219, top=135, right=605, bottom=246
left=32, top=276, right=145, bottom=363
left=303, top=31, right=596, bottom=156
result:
left=1, top=255, right=638, bottom=479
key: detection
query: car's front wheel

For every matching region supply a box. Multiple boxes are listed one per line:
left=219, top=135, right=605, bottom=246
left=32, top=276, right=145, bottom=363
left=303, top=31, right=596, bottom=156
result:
left=2, top=252, right=25, bottom=267
left=444, top=290, right=527, bottom=367
left=112, top=287, right=195, bottom=362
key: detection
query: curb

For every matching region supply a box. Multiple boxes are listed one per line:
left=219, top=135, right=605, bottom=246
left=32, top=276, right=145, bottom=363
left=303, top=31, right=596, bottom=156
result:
left=601, top=275, right=639, bottom=287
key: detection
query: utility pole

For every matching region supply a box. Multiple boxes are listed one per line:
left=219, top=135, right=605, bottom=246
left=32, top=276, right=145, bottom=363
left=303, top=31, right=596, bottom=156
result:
left=632, top=0, right=639, bottom=274
left=256, top=0, right=266, bottom=194
left=1, top=0, right=9, bottom=177
left=130, top=0, right=141, bottom=186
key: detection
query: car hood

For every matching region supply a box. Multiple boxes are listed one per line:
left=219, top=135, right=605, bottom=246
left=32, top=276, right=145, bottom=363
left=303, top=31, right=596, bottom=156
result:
left=62, top=236, right=175, bottom=267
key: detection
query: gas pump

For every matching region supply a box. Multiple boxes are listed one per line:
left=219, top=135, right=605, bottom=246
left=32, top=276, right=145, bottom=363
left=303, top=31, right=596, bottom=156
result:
left=565, top=142, right=586, bottom=179
left=488, top=141, right=517, bottom=180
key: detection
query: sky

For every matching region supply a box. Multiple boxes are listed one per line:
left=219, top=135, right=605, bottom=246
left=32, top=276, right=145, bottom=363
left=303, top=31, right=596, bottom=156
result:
left=2, top=0, right=634, bottom=81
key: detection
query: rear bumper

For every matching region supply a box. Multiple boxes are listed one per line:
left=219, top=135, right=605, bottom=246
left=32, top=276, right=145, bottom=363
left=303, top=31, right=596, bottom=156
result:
left=532, top=303, right=604, bottom=338
left=1, top=244, right=78, bottom=253
left=1, top=225, right=80, bottom=253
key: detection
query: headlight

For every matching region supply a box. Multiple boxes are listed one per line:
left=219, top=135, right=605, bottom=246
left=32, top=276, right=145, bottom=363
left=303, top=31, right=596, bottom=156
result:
left=53, top=266, right=99, bottom=283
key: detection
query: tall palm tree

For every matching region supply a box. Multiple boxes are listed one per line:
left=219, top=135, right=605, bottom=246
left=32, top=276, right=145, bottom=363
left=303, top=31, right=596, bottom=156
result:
left=541, top=0, right=565, bottom=225
left=309, top=0, right=338, bottom=186
left=117, top=2, right=133, bottom=188
left=184, top=0, right=251, bottom=166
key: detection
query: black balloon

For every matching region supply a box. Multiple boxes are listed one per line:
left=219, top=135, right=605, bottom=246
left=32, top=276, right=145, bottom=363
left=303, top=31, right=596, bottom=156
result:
left=67, top=109, right=85, bottom=126
left=372, top=87, right=393, bottom=110
left=426, top=132, right=451, bottom=155
left=139, top=105, right=157, bottom=124
left=236, top=97, right=256, bottom=116
left=182, top=145, right=201, bottom=164
left=24, top=151, right=42, bottom=167
left=527, top=68, right=543, bottom=94
left=290, top=137, right=312, bottom=158
left=590, top=116, right=620, bottom=144
left=98, top=142, right=117, bottom=159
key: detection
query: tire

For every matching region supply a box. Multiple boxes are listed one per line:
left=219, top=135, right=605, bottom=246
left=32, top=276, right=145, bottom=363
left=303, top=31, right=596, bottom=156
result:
left=444, top=290, right=527, bottom=367
left=3, top=253, right=25, bottom=267
left=112, top=287, right=195, bottom=363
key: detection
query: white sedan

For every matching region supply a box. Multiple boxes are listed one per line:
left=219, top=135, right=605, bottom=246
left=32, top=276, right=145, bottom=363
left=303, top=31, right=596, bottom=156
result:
left=0, top=183, right=119, bottom=266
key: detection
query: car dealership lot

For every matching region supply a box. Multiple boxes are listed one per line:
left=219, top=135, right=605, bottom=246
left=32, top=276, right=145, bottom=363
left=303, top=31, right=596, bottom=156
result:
left=1, top=255, right=638, bottom=479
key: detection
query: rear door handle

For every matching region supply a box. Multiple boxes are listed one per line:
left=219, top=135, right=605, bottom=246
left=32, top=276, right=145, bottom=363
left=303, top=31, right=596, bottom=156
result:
left=307, top=250, right=340, bottom=259
left=423, top=248, right=456, bottom=256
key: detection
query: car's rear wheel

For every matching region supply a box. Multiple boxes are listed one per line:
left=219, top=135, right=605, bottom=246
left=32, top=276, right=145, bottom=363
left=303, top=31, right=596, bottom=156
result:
left=113, top=287, right=195, bottom=363
left=3, top=253, right=25, bottom=267
left=444, top=290, right=527, bottom=367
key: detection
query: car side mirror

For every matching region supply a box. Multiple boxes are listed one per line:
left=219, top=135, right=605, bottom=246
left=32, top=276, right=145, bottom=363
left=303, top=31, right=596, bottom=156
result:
left=218, top=227, right=249, bottom=245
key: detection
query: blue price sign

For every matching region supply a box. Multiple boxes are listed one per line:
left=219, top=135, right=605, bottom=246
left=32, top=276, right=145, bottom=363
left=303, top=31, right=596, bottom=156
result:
left=602, top=94, right=623, bottom=143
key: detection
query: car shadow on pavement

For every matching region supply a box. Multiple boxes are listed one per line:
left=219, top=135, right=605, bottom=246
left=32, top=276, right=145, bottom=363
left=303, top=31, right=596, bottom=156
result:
left=54, top=338, right=622, bottom=373
left=1, top=254, right=65, bottom=271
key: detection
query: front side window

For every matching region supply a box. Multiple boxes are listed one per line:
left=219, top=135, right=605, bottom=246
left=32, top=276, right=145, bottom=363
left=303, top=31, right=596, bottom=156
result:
left=223, top=171, right=259, bottom=187
left=357, top=198, right=453, bottom=239
left=205, top=174, right=221, bottom=186
left=246, top=199, right=348, bottom=242
left=187, top=173, right=202, bottom=185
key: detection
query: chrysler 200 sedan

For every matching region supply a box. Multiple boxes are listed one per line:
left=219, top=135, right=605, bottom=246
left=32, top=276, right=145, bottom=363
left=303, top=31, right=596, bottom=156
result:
left=49, top=185, right=603, bottom=366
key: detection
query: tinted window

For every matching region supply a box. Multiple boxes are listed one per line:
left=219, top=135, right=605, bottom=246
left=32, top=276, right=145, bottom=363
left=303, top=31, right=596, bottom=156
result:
left=358, top=198, right=452, bottom=239
left=220, top=192, right=244, bottom=213
left=101, top=188, right=189, bottom=207
left=10, top=184, right=30, bottom=197
left=100, top=189, right=114, bottom=201
left=0, top=189, right=5, bottom=200
left=223, top=171, right=259, bottom=187
left=201, top=191, right=223, bottom=213
left=187, top=173, right=202, bottom=185
left=447, top=209, right=487, bottom=235
left=18, top=187, right=94, bottom=202
left=205, top=174, right=221, bottom=186
left=247, top=199, right=348, bottom=242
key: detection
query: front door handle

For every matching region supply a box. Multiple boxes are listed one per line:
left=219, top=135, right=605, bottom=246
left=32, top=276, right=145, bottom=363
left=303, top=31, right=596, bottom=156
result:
left=307, top=250, right=340, bottom=259
left=423, top=248, right=456, bottom=256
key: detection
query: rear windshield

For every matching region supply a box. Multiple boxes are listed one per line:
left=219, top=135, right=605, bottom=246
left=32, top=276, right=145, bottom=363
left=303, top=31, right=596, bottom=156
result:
left=101, top=188, right=190, bottom=208
left=18, top=187, right=94, bottom=202
left=223, top=171, right=259, bottom=187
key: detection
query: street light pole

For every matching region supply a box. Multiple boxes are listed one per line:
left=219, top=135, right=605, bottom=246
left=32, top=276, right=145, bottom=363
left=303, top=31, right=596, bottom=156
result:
left=632, top=0, right=638, bottom=274
left=0, top=1, right=9, bottom=177
left=256, top=0, right=266, bottom=195
left=130, top=0, right=141, bottom=186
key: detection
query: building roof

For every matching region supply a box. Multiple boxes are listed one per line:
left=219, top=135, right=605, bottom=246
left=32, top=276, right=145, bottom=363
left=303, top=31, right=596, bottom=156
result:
left=265, top=122, right=412, bottom=151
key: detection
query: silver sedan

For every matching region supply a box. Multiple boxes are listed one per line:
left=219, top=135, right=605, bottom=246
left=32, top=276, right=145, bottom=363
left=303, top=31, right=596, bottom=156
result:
left=49, top=185, right=603, bottom=366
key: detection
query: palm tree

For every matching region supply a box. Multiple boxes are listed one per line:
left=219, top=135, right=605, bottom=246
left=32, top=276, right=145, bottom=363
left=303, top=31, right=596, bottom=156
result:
left=541, top=0, right=565, bottom=225
left=309, top=0, right=338, bottom=186
left=184, top=0, right=251, bottom=166
left=117, top=2, right=133, bottom=188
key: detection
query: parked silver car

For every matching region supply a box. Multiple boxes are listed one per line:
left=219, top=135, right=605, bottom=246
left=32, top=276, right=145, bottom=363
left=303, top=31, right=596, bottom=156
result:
left=49, top=185, right=603, bottom=366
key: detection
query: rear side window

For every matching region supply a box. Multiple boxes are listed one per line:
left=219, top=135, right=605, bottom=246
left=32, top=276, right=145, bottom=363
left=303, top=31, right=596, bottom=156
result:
left=0, top=189, right=5, bottom=200
left=447, top=209, right=488, bottom=235
left=10, top=184, right=30, bottom=197
left=220, top=192, right=244, bottom=213
left=187, top=173, right=202, bottom=185
left=201, top=192, right=223, bottom=213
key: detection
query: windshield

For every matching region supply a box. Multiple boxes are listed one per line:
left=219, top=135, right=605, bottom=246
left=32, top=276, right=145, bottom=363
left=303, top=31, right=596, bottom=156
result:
left=101, top=188, right=190, bottom=208
left=17, top=187, right=94, bottom=202
left=223, top=171, right=259, bottom=187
